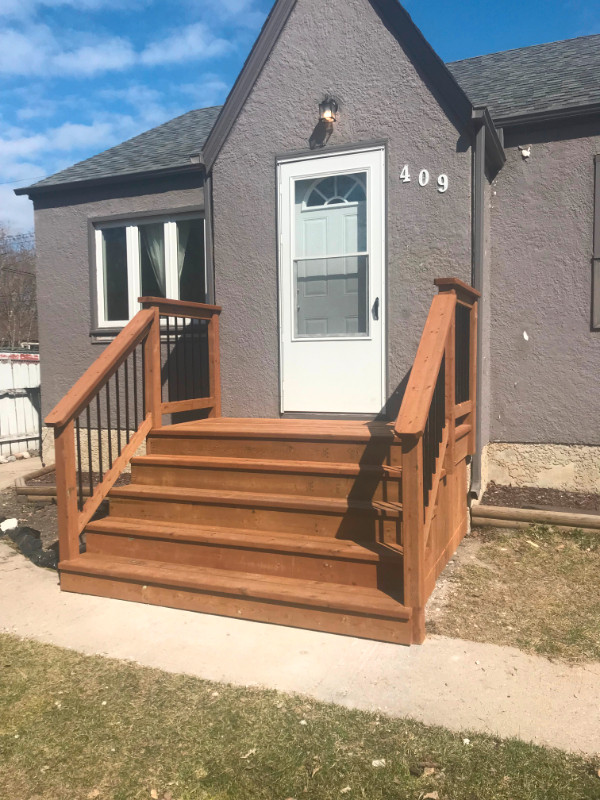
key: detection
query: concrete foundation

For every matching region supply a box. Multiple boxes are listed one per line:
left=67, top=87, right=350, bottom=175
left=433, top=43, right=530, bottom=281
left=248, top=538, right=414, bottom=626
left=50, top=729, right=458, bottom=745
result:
left=483, top=442, right=600, bottom=494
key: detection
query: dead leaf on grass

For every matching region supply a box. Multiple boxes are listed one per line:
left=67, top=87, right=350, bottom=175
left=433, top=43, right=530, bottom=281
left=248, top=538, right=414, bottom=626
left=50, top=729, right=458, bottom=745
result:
left=87, top=791, right=100, bottom=799
left=422, top=792, right=439, bottom=800
left=371, top=759, right=386, bottom=768
left=150, top=790, right=159, bottom=800
left=241, top=747, right=257, bottom=759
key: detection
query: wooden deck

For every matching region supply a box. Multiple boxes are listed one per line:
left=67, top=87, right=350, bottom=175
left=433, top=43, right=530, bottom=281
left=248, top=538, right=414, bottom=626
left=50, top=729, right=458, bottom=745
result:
left=47, top=280, right=480, bottom=645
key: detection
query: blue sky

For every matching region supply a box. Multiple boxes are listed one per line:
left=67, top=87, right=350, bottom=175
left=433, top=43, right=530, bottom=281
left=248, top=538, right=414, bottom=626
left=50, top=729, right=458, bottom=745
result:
left=2, top=0, right=599, bottom=232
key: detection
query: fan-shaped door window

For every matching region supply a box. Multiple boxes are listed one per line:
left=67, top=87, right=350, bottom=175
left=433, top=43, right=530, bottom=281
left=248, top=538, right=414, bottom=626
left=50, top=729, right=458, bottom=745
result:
left=294, top=171, right=368, bottom=338
left=304, top=174, right=366, bottom=208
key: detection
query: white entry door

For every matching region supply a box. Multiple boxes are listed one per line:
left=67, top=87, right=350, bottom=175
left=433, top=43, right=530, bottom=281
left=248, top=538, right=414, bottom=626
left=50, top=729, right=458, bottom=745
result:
left=278, top=147, right=386, bottom=413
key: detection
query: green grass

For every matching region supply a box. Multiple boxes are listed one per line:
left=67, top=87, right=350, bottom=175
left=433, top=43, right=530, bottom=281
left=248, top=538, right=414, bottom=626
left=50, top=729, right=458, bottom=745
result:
left=430, top=526, right=600, bottom=663
left=1, top=635, right=599, bottom=799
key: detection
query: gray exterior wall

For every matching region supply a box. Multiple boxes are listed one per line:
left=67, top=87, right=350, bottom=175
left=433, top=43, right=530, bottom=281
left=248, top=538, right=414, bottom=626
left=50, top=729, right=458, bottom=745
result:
left=489, top=119, right=600, bottom=445
left=211, top=0, right=473, bottom=418
left=34, top=172, right=204, bottom=417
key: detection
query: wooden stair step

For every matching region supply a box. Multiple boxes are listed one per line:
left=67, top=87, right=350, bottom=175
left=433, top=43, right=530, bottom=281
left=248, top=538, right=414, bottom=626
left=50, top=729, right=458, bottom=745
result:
left=150, top=418, right=396, bottom=442
left=131, top=454, right=402, bottom=478
left=147, top=419, right=402, bottom=465
left=130, top=455, right=402, bottom=501
left=86, top=517, right=403, bottom=561
left=109, top=484, right=403, bottom=517
left=59, top=552, right=411, bottom=622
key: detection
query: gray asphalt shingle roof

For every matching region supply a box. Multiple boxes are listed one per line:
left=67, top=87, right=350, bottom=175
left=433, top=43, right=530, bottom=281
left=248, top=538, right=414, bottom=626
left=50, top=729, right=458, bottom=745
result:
left=26, top=106, right=222, bottom=190
left=448, top=33, right=600, bottom=122
left=21, top=33, right=600, bottom=193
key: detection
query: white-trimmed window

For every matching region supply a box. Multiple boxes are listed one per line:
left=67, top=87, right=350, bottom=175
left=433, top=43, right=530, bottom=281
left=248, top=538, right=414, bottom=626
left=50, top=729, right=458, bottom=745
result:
left=94, top=214, right=206, bottom=329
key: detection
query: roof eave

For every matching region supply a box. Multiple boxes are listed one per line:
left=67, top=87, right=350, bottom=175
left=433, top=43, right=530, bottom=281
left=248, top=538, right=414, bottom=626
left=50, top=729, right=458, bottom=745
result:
left=15, top=162, right=205, bottom=198
left=493, top=101, right=600, bottom=129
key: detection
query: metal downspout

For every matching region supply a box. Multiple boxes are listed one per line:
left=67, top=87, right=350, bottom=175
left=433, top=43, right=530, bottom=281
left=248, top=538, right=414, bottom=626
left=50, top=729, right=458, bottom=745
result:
left=471, top=118, right=486, bottom=498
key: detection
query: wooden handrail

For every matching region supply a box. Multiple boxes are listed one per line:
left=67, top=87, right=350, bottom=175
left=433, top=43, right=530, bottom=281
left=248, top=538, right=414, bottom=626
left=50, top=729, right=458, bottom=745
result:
left=140, top=296, right=222, bottom=320
left=394, top=292, right=456, bottom=437
left=45, top=308, right=155, bottom=429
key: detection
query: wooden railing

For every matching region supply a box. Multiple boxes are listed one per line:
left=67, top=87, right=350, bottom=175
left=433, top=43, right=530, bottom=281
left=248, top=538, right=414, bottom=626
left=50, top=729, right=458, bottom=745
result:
left=395, top=277, right=479, bottom=643
left=45, top=297, right=221, bottom=564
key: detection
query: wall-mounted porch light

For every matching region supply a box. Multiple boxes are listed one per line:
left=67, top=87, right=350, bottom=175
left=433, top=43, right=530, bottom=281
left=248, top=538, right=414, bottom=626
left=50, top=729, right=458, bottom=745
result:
left=319, top=98, right=338, bottom=123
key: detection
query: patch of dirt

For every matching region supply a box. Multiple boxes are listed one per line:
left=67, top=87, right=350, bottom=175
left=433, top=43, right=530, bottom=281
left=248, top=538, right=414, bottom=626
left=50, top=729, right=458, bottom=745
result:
left=481, top=482, right=600, bottom=513
left=26, top=471, right=131, bottom=488
left=0, top=487, right=58, bottom=549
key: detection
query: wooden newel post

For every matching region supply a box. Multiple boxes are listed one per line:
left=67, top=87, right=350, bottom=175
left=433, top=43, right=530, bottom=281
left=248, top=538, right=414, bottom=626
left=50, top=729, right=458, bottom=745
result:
left=143, top=305, right=162, bottom=428
left=402, top=434, right=426, bottom=644
left=208, top=312, right=222, bottom=418
left=434, top=278, right=480, bottom=456
left=53, top=420, right=80, bottom=563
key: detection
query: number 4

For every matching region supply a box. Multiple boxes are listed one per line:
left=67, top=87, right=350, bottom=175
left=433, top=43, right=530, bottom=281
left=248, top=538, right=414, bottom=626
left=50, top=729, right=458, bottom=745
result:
left=400, top=165, right=411, bottom=183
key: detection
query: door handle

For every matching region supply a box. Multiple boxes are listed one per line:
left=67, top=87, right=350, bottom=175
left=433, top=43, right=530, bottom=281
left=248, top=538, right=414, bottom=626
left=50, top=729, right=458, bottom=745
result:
left=372, top=297, right=380, bottom=321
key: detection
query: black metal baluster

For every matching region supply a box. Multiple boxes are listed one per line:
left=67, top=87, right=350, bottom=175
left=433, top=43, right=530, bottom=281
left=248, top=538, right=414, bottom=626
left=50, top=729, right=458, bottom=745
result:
left=115, top=368, right=122, bottom=456
left=124, top=357, right=130, bottom=443
left=75, top=416, right=83, bottom=511
left=191, top=318, right=199, bottom=399
left=96, top=393, right=103, bottom=480
left=166, top=316, right=172, bottom=402
left=174, top=315, right=181, bottom=402
left=141, top=345, right=146, bottom=418
left=183, top=321, right=190, bottom=400
left=106, top=381, right=113, bottom=469
left=133, top=348, right=139, bottom=430
left=86, top=405, right=93, bottom=498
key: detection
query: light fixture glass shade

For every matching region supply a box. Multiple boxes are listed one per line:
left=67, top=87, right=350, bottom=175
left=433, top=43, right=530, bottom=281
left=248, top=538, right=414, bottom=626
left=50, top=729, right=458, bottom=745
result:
left=319, top=99, right=338, bottom=123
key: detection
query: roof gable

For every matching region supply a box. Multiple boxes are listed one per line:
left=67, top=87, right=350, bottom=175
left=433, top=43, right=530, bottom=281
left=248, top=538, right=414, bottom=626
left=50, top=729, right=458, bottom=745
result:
left=202, top=0, right=475, bottom=170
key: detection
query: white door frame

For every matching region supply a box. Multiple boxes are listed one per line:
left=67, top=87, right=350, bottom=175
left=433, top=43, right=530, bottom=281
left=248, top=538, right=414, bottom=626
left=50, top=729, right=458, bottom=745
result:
left=277, top=145, right=386, bottom=414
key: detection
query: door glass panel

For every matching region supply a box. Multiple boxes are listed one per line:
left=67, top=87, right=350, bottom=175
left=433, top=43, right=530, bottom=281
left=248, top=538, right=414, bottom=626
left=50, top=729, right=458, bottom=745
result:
left=139, top=222, right=166, bottom=297
left=295, top=255, right=368, bottom=337
left=101, top=227, right=128, bottom=321
left=177, top=219, right=206, bottom=302
left=294, top=171, right=368, bottom=338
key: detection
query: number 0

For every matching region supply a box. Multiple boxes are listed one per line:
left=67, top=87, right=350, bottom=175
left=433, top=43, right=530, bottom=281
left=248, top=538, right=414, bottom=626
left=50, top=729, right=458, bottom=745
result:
left=437, top=174, right=449, bottom=193
left=418, top=169, right=430, bottom=187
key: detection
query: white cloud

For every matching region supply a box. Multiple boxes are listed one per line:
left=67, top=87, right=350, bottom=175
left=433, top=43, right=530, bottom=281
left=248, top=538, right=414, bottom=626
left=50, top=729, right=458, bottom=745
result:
left=52, top=38, right=136, bottom=76
left=140, top=23, right=231, bottom=66
left=179, top=77, right=230, bottom=108
left=0, top=20, right=232, bottom=77
left=198, top=0, right=267, bottom=29
left=0, top=0, right=146, bottom=18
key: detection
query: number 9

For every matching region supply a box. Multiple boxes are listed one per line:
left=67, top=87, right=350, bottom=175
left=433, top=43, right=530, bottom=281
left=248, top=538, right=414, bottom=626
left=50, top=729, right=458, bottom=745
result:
left=437, top=174, right=449, bottom=193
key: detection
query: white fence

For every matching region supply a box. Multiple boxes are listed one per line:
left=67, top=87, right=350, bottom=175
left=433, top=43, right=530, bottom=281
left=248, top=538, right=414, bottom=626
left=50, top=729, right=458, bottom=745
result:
left=0, top=350, right=40, bottom=457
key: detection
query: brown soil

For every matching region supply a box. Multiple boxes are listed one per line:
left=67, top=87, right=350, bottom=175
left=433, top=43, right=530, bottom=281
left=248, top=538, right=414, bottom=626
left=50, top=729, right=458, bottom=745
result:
left=0, top=487, right=58, bottom=549
left=26, top=471, right=131, bottom=488
left=481, top=481, right=600, bottom=514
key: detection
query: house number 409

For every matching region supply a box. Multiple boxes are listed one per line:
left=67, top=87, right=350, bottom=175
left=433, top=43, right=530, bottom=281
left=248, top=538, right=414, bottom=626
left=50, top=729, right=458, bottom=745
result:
left=400, top=165, right=449, bottom=193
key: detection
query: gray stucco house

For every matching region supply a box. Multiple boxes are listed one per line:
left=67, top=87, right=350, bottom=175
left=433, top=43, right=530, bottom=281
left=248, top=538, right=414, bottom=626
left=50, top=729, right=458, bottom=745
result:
left=13, top=0, right=600, bottom=641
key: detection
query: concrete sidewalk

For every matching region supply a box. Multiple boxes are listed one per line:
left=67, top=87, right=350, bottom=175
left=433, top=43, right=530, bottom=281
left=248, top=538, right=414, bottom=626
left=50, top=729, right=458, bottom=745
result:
left=0, top=456, right=43, bottom=492
left=1, top=541, right=598, bottom=756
